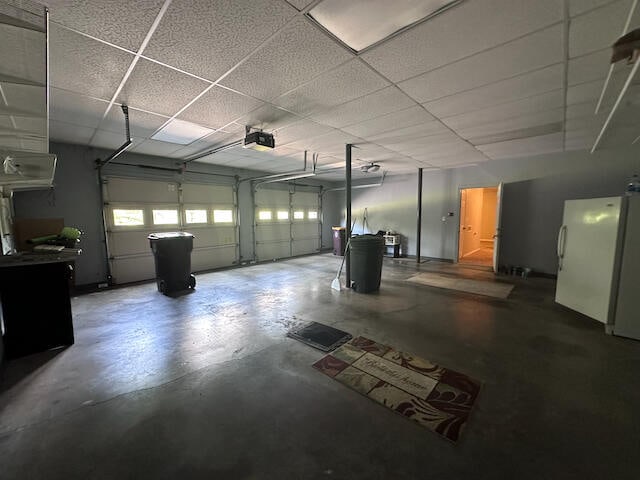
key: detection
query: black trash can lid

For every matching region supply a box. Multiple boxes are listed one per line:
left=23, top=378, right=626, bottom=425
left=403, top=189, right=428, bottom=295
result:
left=148, top=232, right=194, bottom=240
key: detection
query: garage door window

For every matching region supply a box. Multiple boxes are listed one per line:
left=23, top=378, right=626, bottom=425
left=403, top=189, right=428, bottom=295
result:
left=213, top=209, right=233, bottom=223
left=293, top=210, right=304, bottom=220
left=113, top=209, right=144, bottom=226
left=308, top=210, right=318, bottom=220
left=258, top=210, right=272, bottom=221
left=185, top=209, right=207, bottom=224
left=152, top=209, right=179, bottom=225
left=277, top=210, right=289, bottom=220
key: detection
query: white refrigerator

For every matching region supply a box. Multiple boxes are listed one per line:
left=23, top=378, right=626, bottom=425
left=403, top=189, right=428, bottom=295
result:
left=555, top=195, right=639, bottom=340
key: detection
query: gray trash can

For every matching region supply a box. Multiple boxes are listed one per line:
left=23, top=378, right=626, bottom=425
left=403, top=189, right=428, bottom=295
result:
left=350, top=234, right=385, bottom=293
left=148, top=232, right=196, bottom=294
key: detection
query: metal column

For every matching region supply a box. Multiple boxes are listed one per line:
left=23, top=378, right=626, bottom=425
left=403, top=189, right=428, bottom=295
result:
left=416, top=168, right=423, bottom=264
left=345, top=144, right=352, bottom=287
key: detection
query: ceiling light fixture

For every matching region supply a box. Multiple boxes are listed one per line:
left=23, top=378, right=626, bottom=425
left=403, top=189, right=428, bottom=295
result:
left=308, top=0, right=463, bottom=53
left=360, top=162, right=381, bottom=173
left=151, top=119, right=214, bottom=145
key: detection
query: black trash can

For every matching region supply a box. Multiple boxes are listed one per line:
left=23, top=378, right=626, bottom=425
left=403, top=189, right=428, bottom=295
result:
left=332, top=226, right=346, bottom=256
left=148, top=232, right=196, bottom=294
left=350, top=234, right=385, bottom=293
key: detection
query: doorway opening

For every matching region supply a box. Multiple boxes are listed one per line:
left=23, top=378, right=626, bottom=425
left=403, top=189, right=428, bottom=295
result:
left=458, top=186, right=499, bottom=267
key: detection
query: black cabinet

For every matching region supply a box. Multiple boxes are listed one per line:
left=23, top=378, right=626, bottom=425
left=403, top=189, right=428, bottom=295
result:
left=0, top=260, right=74, bottom=361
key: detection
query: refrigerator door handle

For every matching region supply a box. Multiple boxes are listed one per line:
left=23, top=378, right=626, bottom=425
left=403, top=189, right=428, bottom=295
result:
left=557, top=225, right=567, bottom=270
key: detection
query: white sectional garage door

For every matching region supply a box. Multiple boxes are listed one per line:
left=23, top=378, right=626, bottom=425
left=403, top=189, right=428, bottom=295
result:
left=291, top=191, right=321, bottom=256
left=103, top=177, right=237, bottom=284
left=254, top=188, right=320, bottom=261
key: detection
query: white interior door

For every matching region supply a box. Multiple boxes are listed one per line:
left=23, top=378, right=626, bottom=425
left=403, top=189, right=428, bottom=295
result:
left=555, top=197, right=622, bottom=323
left=492, top=182, right=503, bottom=273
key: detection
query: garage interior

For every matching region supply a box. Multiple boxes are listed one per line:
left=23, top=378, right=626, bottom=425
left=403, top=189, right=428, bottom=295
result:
left=1, top=0, right=640, bottom=478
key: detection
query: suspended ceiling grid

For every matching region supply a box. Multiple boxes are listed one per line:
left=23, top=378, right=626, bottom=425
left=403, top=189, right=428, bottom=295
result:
left=35, top=0, right=640, bottom=177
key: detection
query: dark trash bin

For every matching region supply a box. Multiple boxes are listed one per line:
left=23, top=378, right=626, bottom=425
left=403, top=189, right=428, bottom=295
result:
left=332, top=226, right=346, bottom=256
left=350, top=234, right=385, bottom=293
left=148, top=232, right=196, bottom=294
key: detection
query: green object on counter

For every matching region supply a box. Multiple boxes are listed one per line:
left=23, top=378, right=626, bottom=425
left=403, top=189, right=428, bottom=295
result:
left=27, top=234, right=59, bottom=245
left=60, top=227, right=81, bottom=240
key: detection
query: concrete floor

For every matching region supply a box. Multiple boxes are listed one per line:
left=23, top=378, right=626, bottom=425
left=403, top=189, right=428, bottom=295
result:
left=1, top=254, right=639, bottom=479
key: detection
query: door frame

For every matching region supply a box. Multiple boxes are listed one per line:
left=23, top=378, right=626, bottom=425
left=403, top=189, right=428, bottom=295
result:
left=455, top=183, right=501, bottom=268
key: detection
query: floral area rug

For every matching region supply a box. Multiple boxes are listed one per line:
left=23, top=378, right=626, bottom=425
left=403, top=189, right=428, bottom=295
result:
left=313, top=336, right=481, bottom=442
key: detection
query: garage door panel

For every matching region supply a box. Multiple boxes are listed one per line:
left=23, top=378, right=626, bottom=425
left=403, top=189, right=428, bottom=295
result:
left=292, top=191, right=319, bottom=207
left=191, top=246, right=236, bottom=271
left=256, top=224, right=289, bottom=242
left=292, top=223, right=318, bottom=239
left=108, top=230, right=154, bottom=256
left=110, top=255, right=155, bottom=284
left=182, top=183, right=234, bottom=203
left=256, top=241, right=290, bottom=260
left=256, top=189, right=289, bottom=205
left=292, top=239, right=318, bottom=256
left=190, top=226, right=236, bottom=248
left=107, top=178, right=178, bottom=203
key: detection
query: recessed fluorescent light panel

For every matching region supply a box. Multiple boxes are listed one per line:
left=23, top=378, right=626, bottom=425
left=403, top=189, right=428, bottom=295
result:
left=151, top=119, right=214, bottom=145
left=308, top=0, right=461, bottom=52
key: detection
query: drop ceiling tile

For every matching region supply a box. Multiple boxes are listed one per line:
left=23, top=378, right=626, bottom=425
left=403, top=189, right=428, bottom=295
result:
left=273, top=119, right=334, bottom=146
left=50, top=88, right=108, bottom=128
left=342, top=105, right=435, bottom=138
left=569, top=0, right=639, bottom=58
left=269, top=145, right=305, bottom=159
left=119, top=59, right=210, bottom=117
left=0, top=23, right=45, bottom=85
left=201, top=130, right=244, bottom=149
left=286, top=0, right=314, bottom=11
left=130, top=138, right=185, bottom=157
left=442, top=90, right=564, bottom=131
left=49, top=24, right=133, bottom=100
left=455, top=108, right=565, bottom=140
left=102, top=106, right=169, bottom=138
left=12, top=117, right=46, bottom=135
left=274, top=60, right=389, bottom=115
left=1, top=82, right=45, bottom=116
left=424, top=64, right=563, bottom=118
left=567, top=49, right=611, bottom=86
left=236, top=104, right=300, bottom=132
left=393, top=140, right=476, bottom=158
left=309, top=86, right=416, bottom=128
left=569, top=0, right=617, bottom=17
left=49, top=120, right=95, bottom=145
left=422, top=151, right=488, bottom=167
left=285, top=129, right=360, bottom=156
left=399, top=25, right=563, bottom=103
left=90, top=129, right=143, bottom=150
left=220, top=16, right=354, bottom=101
left=372, top=122, right=451, bottom=145
left=144, top=0, right=296, bottom=82
left=361, top=0, right=562, bottom=82
left=477, top=132, right=564, bottom=159
left=48, top=0, right=165, bottom=51
left=177, top=85, right=262, bottom=130
left=567, top=67, right=640, bottom=107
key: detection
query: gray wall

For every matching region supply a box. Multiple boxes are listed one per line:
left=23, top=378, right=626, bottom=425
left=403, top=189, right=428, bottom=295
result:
left=344, top=146, right=640, bottom=275
left=13, top=142, right=340, bottom=286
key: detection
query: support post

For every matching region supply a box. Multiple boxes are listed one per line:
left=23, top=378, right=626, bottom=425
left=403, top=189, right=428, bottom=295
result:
left=346, top=144, right=352, bottom=288
left=416, top=167, right=423, bottom=264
